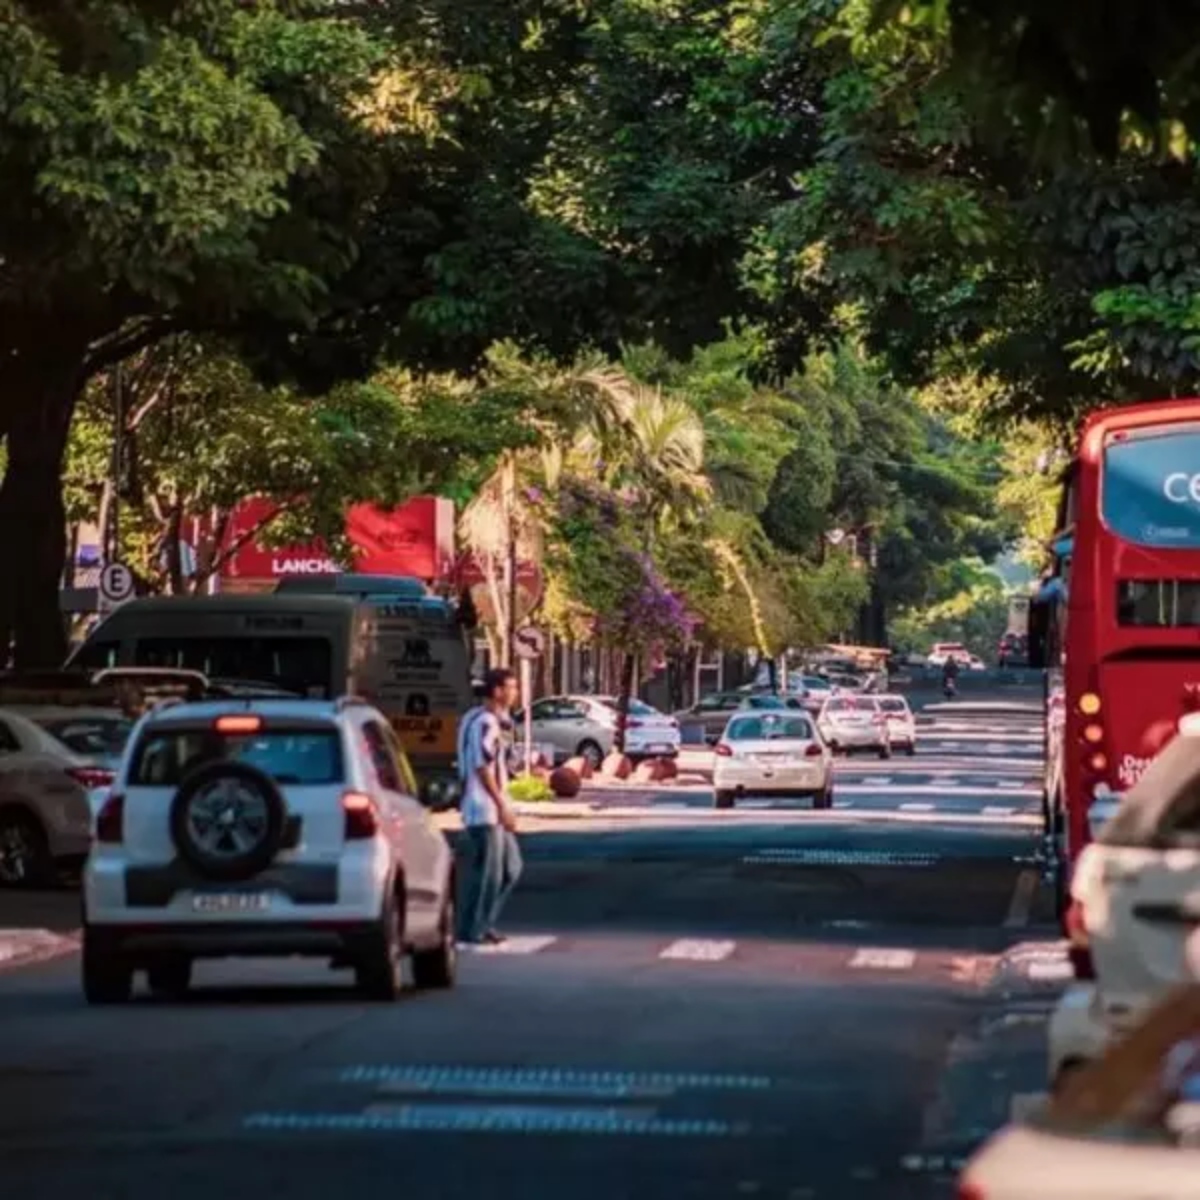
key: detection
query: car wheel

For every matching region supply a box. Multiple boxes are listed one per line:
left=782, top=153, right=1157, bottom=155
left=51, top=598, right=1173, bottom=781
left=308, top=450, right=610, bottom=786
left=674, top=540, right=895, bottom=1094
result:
left=0, top=808, right=53, bottom=888
left=878, top=743, right=892, bottom=760
left=81, top=931, right=133, bottom=1005
left=356, top=890, right=404, bottom=1001
left=906, top=742, right=916, bottom=756
left=714, top=790, right=735, bottom=809
left=411, top=890, right=457, bottom=991
left=576, top=740, right=604, bottom=771
left=814, top=784, right=834, bottom=810
left=146, top=956, right=192, bottom=999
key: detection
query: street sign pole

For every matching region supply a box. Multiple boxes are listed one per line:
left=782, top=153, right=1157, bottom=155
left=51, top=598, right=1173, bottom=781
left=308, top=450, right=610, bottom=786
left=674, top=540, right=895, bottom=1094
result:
left=513, top=625, right=545, bottom=776
left=521, top=657, right=533, bottom=775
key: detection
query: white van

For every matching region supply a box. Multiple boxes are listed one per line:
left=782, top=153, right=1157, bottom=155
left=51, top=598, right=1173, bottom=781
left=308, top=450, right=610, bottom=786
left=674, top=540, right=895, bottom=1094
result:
left=65, top=592, right=474, bottom=793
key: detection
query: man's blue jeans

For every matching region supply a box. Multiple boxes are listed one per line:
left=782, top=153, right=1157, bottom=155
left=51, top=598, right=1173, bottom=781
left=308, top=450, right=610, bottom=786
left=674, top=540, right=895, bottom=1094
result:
left=459, top=825, right=523, bottom=943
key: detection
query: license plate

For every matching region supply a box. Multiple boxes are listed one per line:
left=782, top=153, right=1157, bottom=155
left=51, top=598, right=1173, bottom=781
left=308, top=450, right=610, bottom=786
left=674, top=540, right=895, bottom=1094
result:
left=648, top=744, right=672, bottom=754
left=192, top=893, right=271, bottom=913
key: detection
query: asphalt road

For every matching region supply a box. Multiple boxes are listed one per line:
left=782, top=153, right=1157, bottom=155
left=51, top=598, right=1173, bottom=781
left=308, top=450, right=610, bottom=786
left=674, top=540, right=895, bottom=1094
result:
left=0, top=694, right=1053, bottom=1200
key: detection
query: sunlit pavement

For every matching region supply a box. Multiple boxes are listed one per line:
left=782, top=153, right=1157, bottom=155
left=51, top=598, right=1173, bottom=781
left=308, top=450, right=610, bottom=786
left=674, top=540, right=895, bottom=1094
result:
left=0, top=696, right=1063, bottom=1200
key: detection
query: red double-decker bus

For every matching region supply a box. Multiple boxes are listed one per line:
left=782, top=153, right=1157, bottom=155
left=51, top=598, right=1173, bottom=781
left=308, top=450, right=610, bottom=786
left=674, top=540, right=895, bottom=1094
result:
left=1029, top=399, right=1200, bottom=914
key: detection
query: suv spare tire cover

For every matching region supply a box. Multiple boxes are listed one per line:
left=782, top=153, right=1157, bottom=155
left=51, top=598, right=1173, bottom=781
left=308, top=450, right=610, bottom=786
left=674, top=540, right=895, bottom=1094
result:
left=169, top=760, right=287, bottom=882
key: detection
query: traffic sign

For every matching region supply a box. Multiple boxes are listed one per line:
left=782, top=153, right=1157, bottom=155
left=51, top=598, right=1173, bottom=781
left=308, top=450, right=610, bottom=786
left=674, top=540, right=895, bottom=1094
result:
left=98, top=561, right=134, bottom=613
left=514, top=626, right=545, bottom=659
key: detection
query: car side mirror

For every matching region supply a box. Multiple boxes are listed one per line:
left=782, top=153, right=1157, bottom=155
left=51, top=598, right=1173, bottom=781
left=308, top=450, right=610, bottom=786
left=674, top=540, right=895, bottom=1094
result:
left=1088, top=785, right=1120, bottom=842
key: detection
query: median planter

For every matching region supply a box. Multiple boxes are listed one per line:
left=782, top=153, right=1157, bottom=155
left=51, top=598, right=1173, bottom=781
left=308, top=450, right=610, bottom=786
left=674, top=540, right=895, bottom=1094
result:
left=549, top=767, right=582, bottom=798
left=600, top=751, right=632, bottom=780
left=563, top=754, right=594, bottom=780
left=631, top=758, right=676, bottom=784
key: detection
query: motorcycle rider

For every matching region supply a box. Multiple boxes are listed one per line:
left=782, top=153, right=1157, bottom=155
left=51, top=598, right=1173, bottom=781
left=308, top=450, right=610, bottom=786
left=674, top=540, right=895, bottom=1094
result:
left=941, top=654, right=960, bottom=697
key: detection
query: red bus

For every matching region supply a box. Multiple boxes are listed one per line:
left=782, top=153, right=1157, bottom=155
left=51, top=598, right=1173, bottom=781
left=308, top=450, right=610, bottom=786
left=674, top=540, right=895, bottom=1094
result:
left=1029, top=399, right=1200, bottom=914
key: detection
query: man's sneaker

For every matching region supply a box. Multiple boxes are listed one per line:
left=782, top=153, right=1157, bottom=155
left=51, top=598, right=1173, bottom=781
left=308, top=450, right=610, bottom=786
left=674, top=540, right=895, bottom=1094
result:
left=482, top=930, right=508, bottom=945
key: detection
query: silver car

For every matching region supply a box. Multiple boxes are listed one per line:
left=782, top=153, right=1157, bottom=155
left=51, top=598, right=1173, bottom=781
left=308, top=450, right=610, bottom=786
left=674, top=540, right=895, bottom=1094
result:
left=0, top=708, right=120, bottom=885
left=817, top=695, right=892, bottom=758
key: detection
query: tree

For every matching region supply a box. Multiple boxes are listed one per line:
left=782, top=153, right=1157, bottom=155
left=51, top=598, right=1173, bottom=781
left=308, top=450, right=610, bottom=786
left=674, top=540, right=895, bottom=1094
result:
left=0, top=1, right=408, bottom=663
left=64, top=339, right=528, bottom=595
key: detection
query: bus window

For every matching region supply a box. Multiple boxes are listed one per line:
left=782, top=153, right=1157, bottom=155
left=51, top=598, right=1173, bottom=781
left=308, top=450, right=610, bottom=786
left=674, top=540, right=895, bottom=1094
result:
left=1116, top=580, right=1200, bottom=627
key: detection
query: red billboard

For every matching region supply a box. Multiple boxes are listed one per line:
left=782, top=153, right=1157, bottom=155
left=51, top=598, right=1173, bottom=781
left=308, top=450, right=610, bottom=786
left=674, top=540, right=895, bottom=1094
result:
left=215, top=496, right=456, bottom=582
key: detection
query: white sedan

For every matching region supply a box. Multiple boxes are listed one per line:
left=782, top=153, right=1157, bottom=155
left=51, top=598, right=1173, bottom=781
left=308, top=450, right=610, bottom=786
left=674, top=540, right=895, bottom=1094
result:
left=712, top=711, right=833, bottom=810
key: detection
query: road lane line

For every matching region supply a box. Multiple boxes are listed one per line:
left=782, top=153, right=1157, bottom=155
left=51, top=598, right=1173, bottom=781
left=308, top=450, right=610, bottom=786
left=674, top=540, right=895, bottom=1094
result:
left=859, top=776, right=892, bottom=785
left=849, top=948, right=916, bottom=970
left=983, top=805, right=1017, bottom=817
left=833, top=800, right=853, bottom=808
left=342, top=1065, right=771, bottom=1090
left=1003, top=868, right=1040, bottom=928
left=899, top=802, right=935, bottom=812
left=659, top=938, right=736, bottom=962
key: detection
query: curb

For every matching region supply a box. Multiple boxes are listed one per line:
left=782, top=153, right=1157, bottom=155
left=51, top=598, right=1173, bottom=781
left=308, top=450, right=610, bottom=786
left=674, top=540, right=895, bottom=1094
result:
left=0, top=928, right=80, bottom=972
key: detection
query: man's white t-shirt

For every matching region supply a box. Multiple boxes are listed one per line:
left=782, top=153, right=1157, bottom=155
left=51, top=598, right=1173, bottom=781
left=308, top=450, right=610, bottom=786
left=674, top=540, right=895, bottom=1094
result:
left=457, top=706, right=509, bottom=827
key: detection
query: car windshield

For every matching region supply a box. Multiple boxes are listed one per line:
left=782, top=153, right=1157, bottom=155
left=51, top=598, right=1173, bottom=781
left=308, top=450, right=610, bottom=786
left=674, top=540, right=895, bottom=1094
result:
left=744, top=695, right=787, bottom=709
left=727, top=716, right=813, bottom=741
left=38, top=715, right=132, bottom=759
left=129, top=727, right=345, bottom=787
left=878, top=698, right=909, bottom=714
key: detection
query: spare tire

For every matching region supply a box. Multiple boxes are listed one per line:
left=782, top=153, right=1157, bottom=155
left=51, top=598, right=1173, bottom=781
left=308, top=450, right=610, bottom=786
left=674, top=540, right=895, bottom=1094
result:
left=169, top=761, right=286, bottom=882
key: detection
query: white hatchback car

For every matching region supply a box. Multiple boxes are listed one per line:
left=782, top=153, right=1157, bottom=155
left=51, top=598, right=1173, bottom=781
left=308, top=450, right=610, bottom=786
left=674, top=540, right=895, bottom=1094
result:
left=712, top=711, right=833, bottom=809
left=816, top=695, right=891, bottom=758
left=82, top=697, right=456, bottom=1004
left=876, top=694, right=917, bottom=755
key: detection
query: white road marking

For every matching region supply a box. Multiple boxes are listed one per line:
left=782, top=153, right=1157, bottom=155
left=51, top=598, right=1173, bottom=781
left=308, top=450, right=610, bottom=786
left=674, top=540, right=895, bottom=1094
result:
left=899, top=802, right=935, bottom=812
left=983, top=805, right=1017, bottom=817
left=836, top=784, right=1039, bottom=797
left=1003, top=868, right=1039, bottom=929
left=833, top=800, right=853, bottom=809
left=469, top=935, right=557, bottom=955
left=849, top=948, right=916, bottom=970
left=930, top=774, right=959, bottom=785
left=342, top=1065, right=771, bottom=1090
left=659, top=938, right=736, bottom=962
left=859, top=776, right=892, bottom=786
left=1028, top=960, right=1073, bottom=981
left=998, top=780, right=1027, bottom=789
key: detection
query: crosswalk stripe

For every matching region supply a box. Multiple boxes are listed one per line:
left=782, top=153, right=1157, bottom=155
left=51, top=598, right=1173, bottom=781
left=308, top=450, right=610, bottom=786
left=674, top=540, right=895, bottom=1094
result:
left=463, top=935, right=557, bottom=955
left=983, top=805, right=1016, bottom=816
left=899, top=802, right=934, bottom=812
left=659, top=939, right=736, bottom=962
left=849, top=948, right=916, bottom=970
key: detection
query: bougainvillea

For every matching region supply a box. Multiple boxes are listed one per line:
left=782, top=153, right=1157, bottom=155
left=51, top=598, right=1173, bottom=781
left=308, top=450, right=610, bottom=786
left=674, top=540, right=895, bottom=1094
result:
left=593, top=551, right=697, bottom=652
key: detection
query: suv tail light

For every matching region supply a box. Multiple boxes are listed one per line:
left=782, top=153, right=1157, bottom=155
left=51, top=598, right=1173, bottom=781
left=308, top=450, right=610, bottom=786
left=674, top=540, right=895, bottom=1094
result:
left=804, top=743, right=823, bottom=757
left=714, top=743, right=733, bottom=757
left=342, top=791, right=378, bottom=839
left=67, top=766, right=114, bottom=789
left=956, top=1182, right=985, bottom=1200
left=95, top=794, right=124, bottom=843
left=1065, top=898, right=1095, bottom=979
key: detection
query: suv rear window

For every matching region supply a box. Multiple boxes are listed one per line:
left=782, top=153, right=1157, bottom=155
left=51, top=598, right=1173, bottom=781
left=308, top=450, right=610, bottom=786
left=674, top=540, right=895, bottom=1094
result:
left=878, top=698, right=909, bottom=714
left=129, top=728, right=344, bottom=787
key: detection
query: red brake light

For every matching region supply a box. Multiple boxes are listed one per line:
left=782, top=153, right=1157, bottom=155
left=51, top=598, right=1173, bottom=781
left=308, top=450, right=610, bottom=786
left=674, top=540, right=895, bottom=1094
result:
left=1065, top=899, right=1095, bottom=979
left=342, top=791, right=378, bottom=839
left=67, top=766, right=114, bottom=789
left=956, top=1182, right=985, bottom=1200
left=626, top=718, right=643, bottom=729
left=215, top=714, right=262, bottom=734
left=95, top=794, right=124, bottom=843
left=714, top=743, right=733, bottom=757
left=804, top=743, right=823, bottom=757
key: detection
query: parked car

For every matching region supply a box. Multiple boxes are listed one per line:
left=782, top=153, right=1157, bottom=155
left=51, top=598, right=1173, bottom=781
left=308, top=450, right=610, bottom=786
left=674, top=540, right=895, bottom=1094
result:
left=816, top=695, right=891, bottom=758
left=960, top=986, right=1200, bottom=1198
left=11, top=706, right=132, bottom=772
left=927, top=642, right=970, bottom=666
left=712, top=711, right=833, bottom=810
left=0, top=707, right=118, bottom=886
left=1048, top=716, right=1200, bottom=1085
left=524, top=694, right=680, bottom=768
left=81, top=696, right=456, bottom=1004
left=674, top=691, right=751, bottom=745
left=876, top=695, right=916, bottom=754
left=796, top=675, right=833, bottom=715
left=998, top=631, right=1030, bottom=667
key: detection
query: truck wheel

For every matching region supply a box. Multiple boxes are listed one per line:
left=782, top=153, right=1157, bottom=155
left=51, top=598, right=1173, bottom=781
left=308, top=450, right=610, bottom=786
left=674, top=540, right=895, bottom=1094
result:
left=714, top=790, right=735, bottom=809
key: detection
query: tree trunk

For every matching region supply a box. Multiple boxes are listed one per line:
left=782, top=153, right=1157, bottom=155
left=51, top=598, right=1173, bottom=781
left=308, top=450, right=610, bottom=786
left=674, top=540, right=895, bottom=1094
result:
left=614, top=650, right=635, bottom=753
left=164, top=503, right=184, bottom=595
left=0, top=356, right=84, bottom=668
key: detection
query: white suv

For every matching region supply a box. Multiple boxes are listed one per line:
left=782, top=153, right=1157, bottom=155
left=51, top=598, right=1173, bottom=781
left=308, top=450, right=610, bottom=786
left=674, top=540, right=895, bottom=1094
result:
left=82, top=697, right=456, bottom=1004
